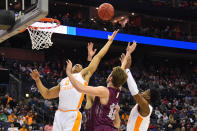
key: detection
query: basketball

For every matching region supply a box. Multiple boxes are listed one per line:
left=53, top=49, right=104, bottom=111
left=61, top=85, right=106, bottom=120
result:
left=98, top=3, right=114, bottom=21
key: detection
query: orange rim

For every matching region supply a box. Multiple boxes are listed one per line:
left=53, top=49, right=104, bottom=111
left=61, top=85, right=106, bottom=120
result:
left=27, top=18, right=61, bottom=30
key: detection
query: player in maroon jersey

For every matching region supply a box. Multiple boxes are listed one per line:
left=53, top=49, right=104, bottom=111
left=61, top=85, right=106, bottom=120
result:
left=84, top=104, right=120, bottom=131
left=66, top=42, right=137, bottom=131
left=84, top=43, right=120, bottom=131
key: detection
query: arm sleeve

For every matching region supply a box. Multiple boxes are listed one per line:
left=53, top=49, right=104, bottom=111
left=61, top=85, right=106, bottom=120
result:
left=126, top=69, right=139, bottom=96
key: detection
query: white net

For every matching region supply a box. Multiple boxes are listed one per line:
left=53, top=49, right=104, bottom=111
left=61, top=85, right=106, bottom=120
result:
left=27, top=21, right=59, bottom=50
left=27, top=28, right=53, bottom=50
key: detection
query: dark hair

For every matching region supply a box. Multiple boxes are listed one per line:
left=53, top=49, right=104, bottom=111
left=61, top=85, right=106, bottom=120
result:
left=111, top=66, right=128, bottom=88
left=150, top=88, right=161, bottom=107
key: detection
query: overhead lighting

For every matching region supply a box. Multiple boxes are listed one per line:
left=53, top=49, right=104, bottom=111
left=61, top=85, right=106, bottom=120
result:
left=132, top=12, right=135, bottom=16
left=91, top=18, right=94, bottom=21
left=96, top=7, right=99, bottom=10
left=65, top=3, right=68, bottom=5
left=25, top=94, right=29, bottom=98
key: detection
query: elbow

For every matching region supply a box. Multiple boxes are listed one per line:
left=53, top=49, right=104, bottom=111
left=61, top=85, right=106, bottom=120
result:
left=42, top=90, right=51, bottom=100
left=43, top=94, right=50, bottom=100
left=43, top=96, right=49, bottom=100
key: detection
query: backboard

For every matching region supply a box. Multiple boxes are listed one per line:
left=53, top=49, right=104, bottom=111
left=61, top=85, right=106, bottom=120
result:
left=0, top=0, right=48, bottom=43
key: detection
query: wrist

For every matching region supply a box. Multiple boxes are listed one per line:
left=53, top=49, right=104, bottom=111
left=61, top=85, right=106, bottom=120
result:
left=87, top=56, right=92, bottom=61
left=35, top=78, right=41, bottom=83
left=108, top=39, right=113, bottom=43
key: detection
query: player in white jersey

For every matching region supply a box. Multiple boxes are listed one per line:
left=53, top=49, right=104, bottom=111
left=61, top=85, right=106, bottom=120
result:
left=30, top=30, right=119, bottom=131
left=120, top=42, right=161, bottom=131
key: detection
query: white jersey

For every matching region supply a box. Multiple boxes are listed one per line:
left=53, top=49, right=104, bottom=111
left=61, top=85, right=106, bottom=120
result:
left=58, top=72, right=88, bottom=111
left=127, top=104, right=153, bottom=131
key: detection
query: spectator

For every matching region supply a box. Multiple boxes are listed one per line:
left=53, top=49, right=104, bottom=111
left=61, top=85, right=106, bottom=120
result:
left=7, top=123, right=19, bottom=131
left=163, top=113, right=169, bottom=124
left=31, top=119, right=39, bottom=130
left=8, top=112, right=17, bottom=123
left=169, top=114, right=175, bottom=124
left=44, top=121, right=53, bottom=131
left=6, top=104, right=13, bottom=114
left=39, top=126, right=44, bottom=131
left=28, top=126, right=33, bottom=131
left=25, top=111, right=33, bottom=126
left=19, top=124, right=28, bottom=131
left=0, top=110, right=7, bottom=122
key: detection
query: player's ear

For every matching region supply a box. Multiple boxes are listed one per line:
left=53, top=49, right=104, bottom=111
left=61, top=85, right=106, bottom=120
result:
left=109, top=76, right=113, bottom=81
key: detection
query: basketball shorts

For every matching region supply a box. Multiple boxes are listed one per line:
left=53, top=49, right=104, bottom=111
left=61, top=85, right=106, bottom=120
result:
left=53, top=109, right=82, bottom=131
left=94, top=125, right=117, bottom=131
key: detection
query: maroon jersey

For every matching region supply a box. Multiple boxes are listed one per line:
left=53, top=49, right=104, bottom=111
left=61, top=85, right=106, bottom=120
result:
left=85, top=108, right=94, bottom=131
left=92, top=87, right=120, bottom=130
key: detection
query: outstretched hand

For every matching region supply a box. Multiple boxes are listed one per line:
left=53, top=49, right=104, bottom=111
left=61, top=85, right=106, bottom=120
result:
left=66, top=60, right=73, bottom=76
left=120, top=41, right=136, bottom=69
left=30, top=69, right=40, bottom=81
left=126, top=41, right=137, bottom=54
left=108, top=29, right=119, bottom=41
left=87, top=42, right=97, bottom=60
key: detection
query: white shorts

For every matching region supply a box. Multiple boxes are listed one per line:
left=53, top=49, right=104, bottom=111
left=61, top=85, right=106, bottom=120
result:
left=53, top=109, right=82, bottom=131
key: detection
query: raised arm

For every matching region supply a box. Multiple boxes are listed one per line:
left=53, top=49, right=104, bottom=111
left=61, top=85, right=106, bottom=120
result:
left=125, top=42, right=150, bottom=117
left=30, top=69, right=60, bottom=100
left=120, top=41, right=136, bottom=69
left=66, top=60, right=109, bottom=98
left=81, top=30, right=119, bottom=82
left=126, top=69, right=150, bottom=117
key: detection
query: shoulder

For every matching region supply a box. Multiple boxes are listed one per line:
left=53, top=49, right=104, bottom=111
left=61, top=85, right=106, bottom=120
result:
left=59, top=77, right=68, bottom=86
left=60, top=77, right=67, bottom=82
left=96, top=86, right=109, bottom=98
left=97, top=86, right=108, bottom=91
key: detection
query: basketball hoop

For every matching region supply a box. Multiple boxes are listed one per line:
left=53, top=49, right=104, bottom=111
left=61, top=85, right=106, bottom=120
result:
left=27, top=18, right=60, bottom=50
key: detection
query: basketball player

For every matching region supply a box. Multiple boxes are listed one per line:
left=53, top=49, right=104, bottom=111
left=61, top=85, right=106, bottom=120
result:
left=65, top=42, right=137, bottom=131
left=84, top=46, right=121, bottom=131
left=122, top=43, right=161, bottom=131
left=84, top=97, right=121, bottom=131
left=30, top=29, right=119, bottom=131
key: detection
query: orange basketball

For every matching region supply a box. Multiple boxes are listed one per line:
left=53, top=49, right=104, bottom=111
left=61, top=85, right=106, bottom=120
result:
left=98, top=3, right=114, bottom=21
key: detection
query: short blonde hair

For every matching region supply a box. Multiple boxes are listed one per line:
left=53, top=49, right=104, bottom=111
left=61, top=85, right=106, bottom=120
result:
left=111, top=66, right=128, bottom=88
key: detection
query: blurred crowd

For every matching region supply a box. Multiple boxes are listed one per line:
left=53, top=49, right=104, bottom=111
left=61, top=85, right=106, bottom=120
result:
left=0, top=94, right=55, bottom=131
left=138, top=0, right=197, bottom=8
left=49, top=6, right=195, bottom=43
left=0, top=48, right=197, bottom=131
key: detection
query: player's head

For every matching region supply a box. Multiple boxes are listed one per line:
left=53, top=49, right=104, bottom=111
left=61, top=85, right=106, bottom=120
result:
left=72, top=64, right=83, bottom=73
left=106, top=66, right=128, bottom=88
left=141, top=88, right=161, bottom=107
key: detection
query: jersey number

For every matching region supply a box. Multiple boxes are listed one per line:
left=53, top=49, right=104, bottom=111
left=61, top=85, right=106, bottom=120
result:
left=107, top=103, right=118, bottom=120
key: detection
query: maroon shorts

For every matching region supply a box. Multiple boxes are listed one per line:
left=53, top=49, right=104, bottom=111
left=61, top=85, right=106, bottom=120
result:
left=94, top=125, right=117, bottom=131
